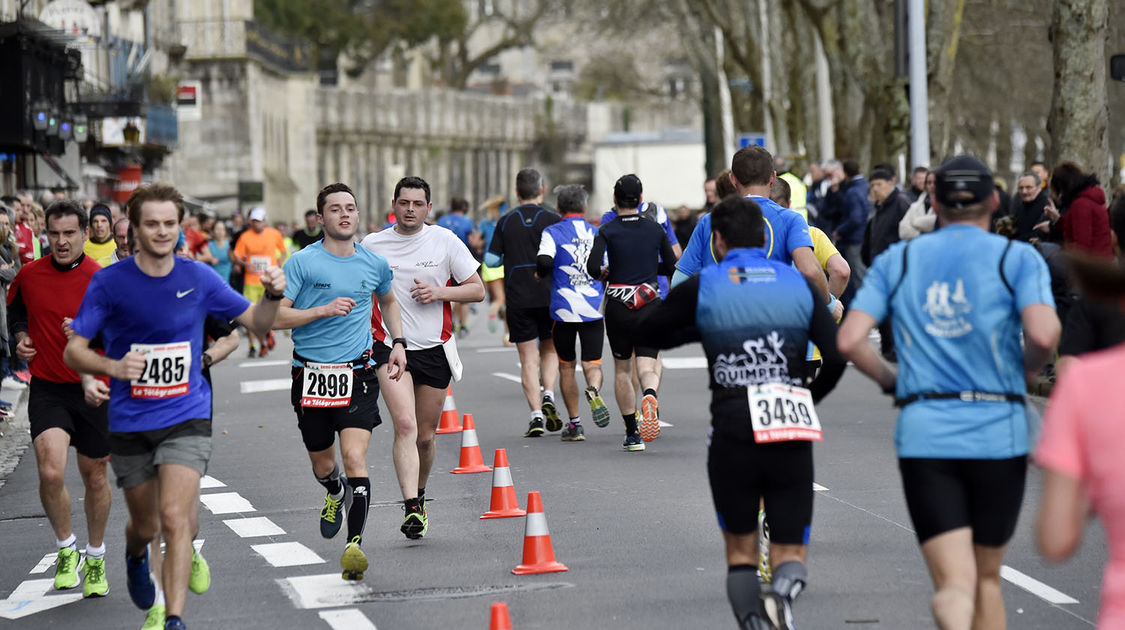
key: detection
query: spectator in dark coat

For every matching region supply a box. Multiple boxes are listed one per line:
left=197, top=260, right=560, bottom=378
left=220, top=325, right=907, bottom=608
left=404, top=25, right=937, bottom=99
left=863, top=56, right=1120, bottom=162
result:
left=825, top=159, right=872, bottom=304
left=1009, top=171, right=1049, bottom=242
left=862, top=166, right=910, bottom=361
left=1049, top=161, right=1112, bottom=258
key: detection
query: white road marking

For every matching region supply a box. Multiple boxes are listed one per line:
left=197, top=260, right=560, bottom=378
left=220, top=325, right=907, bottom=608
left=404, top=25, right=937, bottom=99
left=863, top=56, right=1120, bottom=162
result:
left=224, top=517, right=286, bottom=538
left=658, top=420, right=674, bottom=427
left=238, top=359, right=291, bottom=368
left=252, top=542, right=325, bottom=567
left=199, top=492, right=256, bottom=515
left=661, top=357, right=707, bottom=369
left=0, top=578, right=84, bottom=619
left=240, top=378, right=292, bottom=394
left=813, top=483, right=829, bottom=492
left=193, top=539, right=205, bottom=553
left=492, top=372, right=523, bottom=384
left=279, top=574, right=371, bottom=609
left=29, top=553, right=55, bottom=574
left=476, top=347, right=516, bottom=353
left=1000, top=566, right=1079, bottom=605
left=319, top=608, right=378, bottom=629
left=199, top=475, right=226, bottom=489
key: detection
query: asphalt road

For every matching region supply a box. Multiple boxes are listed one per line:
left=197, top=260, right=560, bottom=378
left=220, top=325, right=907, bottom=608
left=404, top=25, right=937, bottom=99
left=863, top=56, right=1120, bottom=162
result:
left=0, top=313, right=1108, bottom=629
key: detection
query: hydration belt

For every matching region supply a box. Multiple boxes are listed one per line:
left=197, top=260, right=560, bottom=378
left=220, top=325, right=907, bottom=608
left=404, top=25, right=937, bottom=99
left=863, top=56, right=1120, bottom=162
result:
left=605, top=282, right=658, bottom=310
left=293, top=348, right=374, bottom=370
left=894, top=391, right=1025, bottom=408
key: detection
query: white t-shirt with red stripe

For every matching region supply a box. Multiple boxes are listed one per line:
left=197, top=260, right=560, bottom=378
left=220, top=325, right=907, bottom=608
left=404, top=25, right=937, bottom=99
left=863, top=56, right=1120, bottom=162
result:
left=361, top=224, right=480, bottom=350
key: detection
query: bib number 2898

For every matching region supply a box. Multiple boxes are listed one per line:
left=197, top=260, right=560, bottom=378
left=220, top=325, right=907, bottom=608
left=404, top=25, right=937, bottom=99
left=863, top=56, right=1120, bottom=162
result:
left=301, top=363, right=353, bottom=408
left=747, top=383, right=823, bottom=444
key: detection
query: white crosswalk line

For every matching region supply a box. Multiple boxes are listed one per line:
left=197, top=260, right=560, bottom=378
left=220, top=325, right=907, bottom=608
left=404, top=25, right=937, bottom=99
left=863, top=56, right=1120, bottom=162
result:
left=199, top=475, right=226, bottom=489
left=813, top=483, right=829, bottom=492
left=199, top=492, right=256, bottom=515
left=1000, top=565, right=1079, bottom=605
left=223, top=517, right=286, bottom=538
left=491, top=372, right=523, bottom=384
left=252, top=542, right=325, bottom=567
left=279, top=574, right=372, bottom=609
left=319, top=608, right=378, bottom=629
left=661, top=357, right=707, bottom=369
left=28, top=553, right=55, bottom=574
left=238, top=359, right=291, bottom=368
left=240, top=378, right=292, bottom=394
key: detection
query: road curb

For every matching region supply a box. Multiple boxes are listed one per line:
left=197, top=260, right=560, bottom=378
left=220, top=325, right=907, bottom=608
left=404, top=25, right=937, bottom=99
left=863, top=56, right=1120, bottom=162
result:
left=0, top=388, right=30, bottom=492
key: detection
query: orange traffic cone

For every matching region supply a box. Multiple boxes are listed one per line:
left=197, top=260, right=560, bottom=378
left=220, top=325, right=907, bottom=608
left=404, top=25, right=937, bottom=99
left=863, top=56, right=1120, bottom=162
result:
left=481, top=449, right=526, bottom=519
left=436, top=387, right=463, bottom=434
left=489, top=602, right=512, bottom=630
left=511, top=491, right=568, bottom=575
left=451, top=413, right=492, bottom=474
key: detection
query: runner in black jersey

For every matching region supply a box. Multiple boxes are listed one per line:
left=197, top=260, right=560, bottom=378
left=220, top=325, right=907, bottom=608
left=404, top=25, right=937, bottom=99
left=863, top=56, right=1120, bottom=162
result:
left=587, top=174, right=677, bottom=451
left=483, top=168, right=563, bottom=437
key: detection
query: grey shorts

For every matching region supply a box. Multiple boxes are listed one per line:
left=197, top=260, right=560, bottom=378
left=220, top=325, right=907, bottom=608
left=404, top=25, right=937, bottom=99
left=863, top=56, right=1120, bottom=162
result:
left=108, top=418, right=212, bottom=489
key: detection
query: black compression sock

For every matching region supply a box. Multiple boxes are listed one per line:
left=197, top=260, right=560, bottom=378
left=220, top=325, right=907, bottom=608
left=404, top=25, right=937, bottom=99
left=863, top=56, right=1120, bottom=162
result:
left=404, top=496, right=421, bottom=512
left=316, top=464, right=343, bottom=497
left=643, top=388, right=657, bottom=398
left=623, top=413, right=638, bottom=434
left=346, top=477, right=370, bottom=543
left=726, top=564, right=764, bottom=629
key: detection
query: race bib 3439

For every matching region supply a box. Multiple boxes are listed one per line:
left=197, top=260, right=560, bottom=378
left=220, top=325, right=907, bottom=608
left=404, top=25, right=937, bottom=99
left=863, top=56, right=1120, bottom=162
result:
left=747, top=383, right=823, bottom=444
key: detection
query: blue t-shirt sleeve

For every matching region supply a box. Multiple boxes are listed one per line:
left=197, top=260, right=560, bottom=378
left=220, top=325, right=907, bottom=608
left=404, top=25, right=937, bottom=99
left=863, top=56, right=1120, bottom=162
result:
left=851, top=247, right=895, bottom=323
left=204, top=264, right=251, bottom=319
left=661, top=216, right=678, bottom=246
left=282, top=253, right=304, bottom=302
left=785, top=212, right=814, bottom=252
left=677, top=214, right=709, bottom=275
left=1007, top=243, right=1055, bottom=311
left=71, top=273, right=109, bottom=341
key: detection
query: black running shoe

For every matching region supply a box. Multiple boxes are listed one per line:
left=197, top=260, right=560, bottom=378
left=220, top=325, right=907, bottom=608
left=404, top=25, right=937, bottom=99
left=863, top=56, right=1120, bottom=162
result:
left=541, top=395, right=562, bottom=432
left=523, top=418, right=545, bottom=437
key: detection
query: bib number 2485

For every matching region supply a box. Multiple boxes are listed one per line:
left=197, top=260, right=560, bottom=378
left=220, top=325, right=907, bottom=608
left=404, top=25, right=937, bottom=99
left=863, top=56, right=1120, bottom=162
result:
left=131, top=341, right=191, bottom=398
left=747, top=383, right=823, bottom=444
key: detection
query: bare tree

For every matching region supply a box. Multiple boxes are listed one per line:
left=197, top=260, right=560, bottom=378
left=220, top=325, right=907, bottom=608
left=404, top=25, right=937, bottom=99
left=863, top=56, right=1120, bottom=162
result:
left=1047, top=0, right=1110, bottom=183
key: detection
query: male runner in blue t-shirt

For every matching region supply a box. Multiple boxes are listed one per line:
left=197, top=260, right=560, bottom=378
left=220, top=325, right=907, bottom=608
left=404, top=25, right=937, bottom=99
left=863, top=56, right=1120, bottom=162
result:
left=838, top=155, right=1060, bottom=629
left=65, top=184, right=286, bottom=630
left=273, top=183, right=407, bottom=580
left=673, top=146, right=828, bottom=307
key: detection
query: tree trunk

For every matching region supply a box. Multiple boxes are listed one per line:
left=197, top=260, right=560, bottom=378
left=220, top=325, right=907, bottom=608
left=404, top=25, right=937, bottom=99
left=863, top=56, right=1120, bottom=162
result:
left=1047, top=0, right=1110, bottom=183
left=925, top=0, right=966, bottom=166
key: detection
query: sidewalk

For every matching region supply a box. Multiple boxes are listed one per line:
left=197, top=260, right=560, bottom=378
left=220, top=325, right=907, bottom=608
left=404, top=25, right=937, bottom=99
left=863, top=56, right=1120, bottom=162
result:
left=0, top=384, right=30, bottom=491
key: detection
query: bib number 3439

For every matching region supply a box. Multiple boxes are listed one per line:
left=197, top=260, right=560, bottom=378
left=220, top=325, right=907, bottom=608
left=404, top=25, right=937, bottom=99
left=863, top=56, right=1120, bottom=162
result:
left=301, top=363, right=353, bottom=408
left=747, top=383, right=823, bottom=444
left=131, top=341, right=191, bottom=398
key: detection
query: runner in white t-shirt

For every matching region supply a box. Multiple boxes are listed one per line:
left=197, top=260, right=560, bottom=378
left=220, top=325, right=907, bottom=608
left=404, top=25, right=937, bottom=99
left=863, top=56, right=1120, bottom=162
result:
left=361, top=176, right=484, bottom=540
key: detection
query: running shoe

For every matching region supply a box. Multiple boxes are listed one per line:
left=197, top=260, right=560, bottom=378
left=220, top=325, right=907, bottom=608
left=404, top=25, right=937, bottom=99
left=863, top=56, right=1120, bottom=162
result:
left=585, top=386, right=610, bottom=428
left=142, top=605, right=166, bottom=630
left=258, top=346, right=269, bottom=358
left=761, top=590, right=796, bottom=630
left=640, top=394, right=660, bottom=442
left=560, top=423, right=585, bottom=441
left=623, top=433, right=645, bottom=452
left=125, top=548, right=156, bottom=609
left=400, top=504, right=428, bottom=540
left=488, top=311, right=498, bottom=333
left=54, top=547, right=80, bottom=590
left=247, top=346, right=257, bottom=358
left=541, top=394, right=562, bottom=432
left=164, top=617, right=187, bottom=630
left=320, top=484, right=349, bottom=539
left=523, top=418, right=545, bottom=438
left=82, top=556, right=108, bottom=597
left=2, top=376, right=27, bottom=390
left=189, top=548, right=210, bottom=594
left=266, top=331, right=277, bottom=350
left=340, top=537, right=367, bottom=581
left=758, top=508, right=772, bottom=583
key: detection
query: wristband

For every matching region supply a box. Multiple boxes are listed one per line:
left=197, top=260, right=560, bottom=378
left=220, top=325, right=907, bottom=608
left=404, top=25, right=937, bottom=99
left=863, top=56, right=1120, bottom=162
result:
left=202, top=353, right=214, bottom=369
left=264, top=291, right=284, bottom=301
left=392, top=337, right=407, bottom=349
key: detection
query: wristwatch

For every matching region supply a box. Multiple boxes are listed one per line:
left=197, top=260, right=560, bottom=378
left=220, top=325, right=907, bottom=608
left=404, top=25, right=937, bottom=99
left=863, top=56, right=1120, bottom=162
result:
left=202, top=352, right=214, bottom=369
left=392, top=337, right=407, bottom=349
left=264, top=291, right=284, bottom=301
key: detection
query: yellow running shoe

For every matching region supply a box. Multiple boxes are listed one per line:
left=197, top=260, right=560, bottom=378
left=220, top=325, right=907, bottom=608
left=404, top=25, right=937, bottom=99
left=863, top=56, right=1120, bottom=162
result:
left=141, top=604, right=166, bottom=630
left=82, top=556, right=108, bottom=597
left=341, top=537, right=367, bottom=581
left=189, top=549, right=210, bottom=594
left=54, top=547, right=80, bottom=590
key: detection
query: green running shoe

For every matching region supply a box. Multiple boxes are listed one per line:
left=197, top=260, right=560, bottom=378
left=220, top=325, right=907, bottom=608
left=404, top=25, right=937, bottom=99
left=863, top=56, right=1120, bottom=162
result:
left=400, top=504, right=428, bottom=540
left=341, top=537, right=368, bottom=581
left=54, top=547, right=80, bottom=590
left=82, top=555, right=108, bottom=597
left=189, top=548, right=210, bottom=594
left=141, top=605, right=166, bottom=630
left=585, top=386, right=610, bottom=428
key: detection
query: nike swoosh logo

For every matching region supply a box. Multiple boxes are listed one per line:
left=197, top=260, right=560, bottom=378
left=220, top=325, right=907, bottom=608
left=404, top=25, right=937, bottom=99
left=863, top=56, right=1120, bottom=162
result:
left=176, top=289, right=194, bottom=298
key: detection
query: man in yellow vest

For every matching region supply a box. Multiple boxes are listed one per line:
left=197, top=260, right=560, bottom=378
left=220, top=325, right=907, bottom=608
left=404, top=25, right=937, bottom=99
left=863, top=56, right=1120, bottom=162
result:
left=774, top=157, right=809, bottom=223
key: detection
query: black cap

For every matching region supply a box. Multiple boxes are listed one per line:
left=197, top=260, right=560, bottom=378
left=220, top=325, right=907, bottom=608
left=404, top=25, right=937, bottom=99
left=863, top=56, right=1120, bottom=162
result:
left=933, top=154, right=994, bottom=209
left=613, top=174, right=642, bottom=205
left=89, top=203, right=112, bottom=223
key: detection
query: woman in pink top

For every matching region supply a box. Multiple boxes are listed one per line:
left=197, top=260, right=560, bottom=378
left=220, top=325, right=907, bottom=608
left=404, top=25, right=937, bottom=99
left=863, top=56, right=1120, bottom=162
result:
left=1036, top=254, right=1125, bottom=628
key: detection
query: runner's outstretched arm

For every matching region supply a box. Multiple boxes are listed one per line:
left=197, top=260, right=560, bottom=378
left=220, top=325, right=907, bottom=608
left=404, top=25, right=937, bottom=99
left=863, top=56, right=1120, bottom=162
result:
left=409, top=273, right=484, bottom=304
left=793, top=246, right=830, bottom=302
left=273, top=296, right=355, bottom=330
left=234, top=266, right=285, bottom=338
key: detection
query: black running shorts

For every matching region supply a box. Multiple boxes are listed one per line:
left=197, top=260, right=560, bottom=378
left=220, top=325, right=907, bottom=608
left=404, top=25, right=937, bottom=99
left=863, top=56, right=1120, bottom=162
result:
left=506, top=307, right=553, bottom=344
left=371, top=341, right=452, bottom=390
left=707, top=435, right=813, bottom=543
left=604, top=299, right=659, bottom=361
left=551, top=320, right=605, bottom=363
left=898, top=456, right=1027, bottom=546
left=290, top=367, right=382, bottom=452
left=28, top=377, right=109, bottom=458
